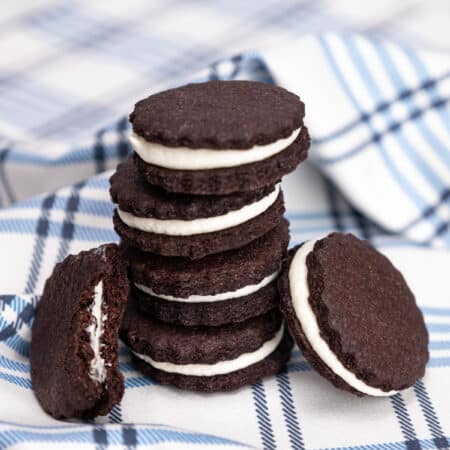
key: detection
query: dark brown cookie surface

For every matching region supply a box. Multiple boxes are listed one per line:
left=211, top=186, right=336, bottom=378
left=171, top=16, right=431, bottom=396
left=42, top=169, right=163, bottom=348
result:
left=135, top=126, right=310, bottom=195
left=279, top=234, right=429, bottom=395
left=30, top=244, right=129, bottom=419
left=113, top=192, right=285, bottom=259
left=132, top=332, right=293, bottom=392
left=110, top=156, right=276, bottom=219
left=120, top=295, right=283, bottom=365
left=130, top=80, right=304, bottom=149
left=133, top=281, right=279, bottom=327
left=122, top=218, right=289, bottom=298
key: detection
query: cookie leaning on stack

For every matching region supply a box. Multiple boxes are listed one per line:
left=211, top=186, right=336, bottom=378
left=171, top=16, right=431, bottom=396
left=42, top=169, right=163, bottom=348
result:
left=111, top=80, right=310, bottom=391
left=278, top=233, right=429, bottom=396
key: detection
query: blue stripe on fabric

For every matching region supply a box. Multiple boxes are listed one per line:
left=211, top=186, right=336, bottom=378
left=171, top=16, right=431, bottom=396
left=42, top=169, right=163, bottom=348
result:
left=0, top=322, right=16, bottom=343
left=123, top=428, right=137, bottom=450
left=324, top=178, right=346, bottom=232
left=5, top=146, right=122, bottom=166
left=276, top=371, right=304, bottom=450
left=390, top=394, right=421, bottom=450
left=402, top=189, right=450, bottom=233
left=342, top=36, right=448, bottom=195
left=0, top=372, right=31, bottom=389
left=315, top=71, right=450, bottom=144
left=0, top=298, right=34, bottom=357
left=404, top=49, right=450, bottom=136
left=84, top=177, right=110, bottom=190
left=12, top=196, right=114, bottom=217
left=24, top=193, right=55, bottom=294
left=426, top=323, right=450, bottom=333
left=0, top=424, right=449, bottom=450
left=428, top=341, right=450, bottom=350
left=319, top=35, right=449, bottom=246
left=108, top=404, right=122, bottom=424
left=323, top=436, right=448, bottom=450
left=93, top=130, right=106, bottom=174
left=287, top=360, right=312, bottom=373
left=316, top=96, right=450, bottom=165
left=122, top=425, right=137, bottom=449
left=318, top=36, right=426, bottom=211
left=209, top=53, right=276, bottom=85
left=0, top=328, right=30, bottom=358
left=0, top=219, right=117, bottom=242
left=286, top=210, right=349, bottom=220
left=55, top=181, right=85, bottom=263
left=0, top=296, right=35, bottom=320
left=374, top=42, right=450, bottom=170
left=116, top=116, right=131, bottom=159
left=0, top=355, right=29, bottom=372
left=350, top=206, right=373, bottom=240
left=413, top=380, right=449, bottom=449
left=93, top=426, right=108, bottom=450
left=119, top=361, right=136, bottom=373
left=0, top=149, right=15, bottom=205
left=421, top=306, right=450, bottom=316
left=124, top=377, right=156, bottom=389
left=251, top=381, right=276, bottom=450
left=432, top=221, right=449, bottom=240
left=0, top=427, right=248, bottom=448
left=427, top=358, right=450, bottom=368
left=0, top=296, right=15, bottom=311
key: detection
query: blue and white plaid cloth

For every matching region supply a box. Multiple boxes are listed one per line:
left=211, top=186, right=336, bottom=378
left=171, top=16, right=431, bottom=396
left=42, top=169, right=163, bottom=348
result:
left=1, top=1, right=450, bottom=449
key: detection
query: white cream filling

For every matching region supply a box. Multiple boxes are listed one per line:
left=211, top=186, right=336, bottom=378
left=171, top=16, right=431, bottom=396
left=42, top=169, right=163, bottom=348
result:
left=129, top=127, right=301, bottom=170
left=289, top=238, right=398, bottom=397
left=135, top=269, right=279, bottom=303
left=133, top=324, right=284, bottom=377
left=117, top=184, right=280, bottom=236
left=86, top=281, right=108, bottom=384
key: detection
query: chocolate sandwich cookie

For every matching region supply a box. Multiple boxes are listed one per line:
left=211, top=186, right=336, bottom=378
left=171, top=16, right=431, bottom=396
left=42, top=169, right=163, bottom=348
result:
left=278, top=233, right=429, bottom=396
left=129, top=80, right=310, bottom=195
left=30, top=245, right=129, bottom=419
left=111, top=157, right=285, bottom=259
left=120, top=296, right=293, bottom=392
left=122, top=219, right=289, bottom=326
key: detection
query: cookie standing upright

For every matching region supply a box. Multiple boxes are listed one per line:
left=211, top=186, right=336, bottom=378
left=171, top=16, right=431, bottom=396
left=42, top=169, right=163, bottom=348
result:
left=30, top=244, right=129, bottom=419
left=278, top=233, right=429, bottom=396
left=129, top=80, right=310, bottom=195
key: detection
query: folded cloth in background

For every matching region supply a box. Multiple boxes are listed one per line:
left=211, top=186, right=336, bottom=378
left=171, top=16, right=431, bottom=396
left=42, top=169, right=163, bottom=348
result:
left=2, top=33, right=449, bottom=245
left=265, top=34, right=450, bottom=246
left=0, top=32, right=449, bottom=450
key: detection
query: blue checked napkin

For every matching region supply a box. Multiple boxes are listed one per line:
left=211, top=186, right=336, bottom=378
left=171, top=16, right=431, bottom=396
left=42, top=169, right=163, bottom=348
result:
left=1, top=9, right=450, bottom=450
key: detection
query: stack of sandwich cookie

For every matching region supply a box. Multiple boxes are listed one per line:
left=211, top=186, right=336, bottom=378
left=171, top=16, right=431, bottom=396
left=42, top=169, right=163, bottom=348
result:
left=121, top=296, right=293, bottom=392
left=111, top=80, right=310, bottom=392
left=122, top=220, right=289, bottom=327
left=110, top=157, right=284, bottom=259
